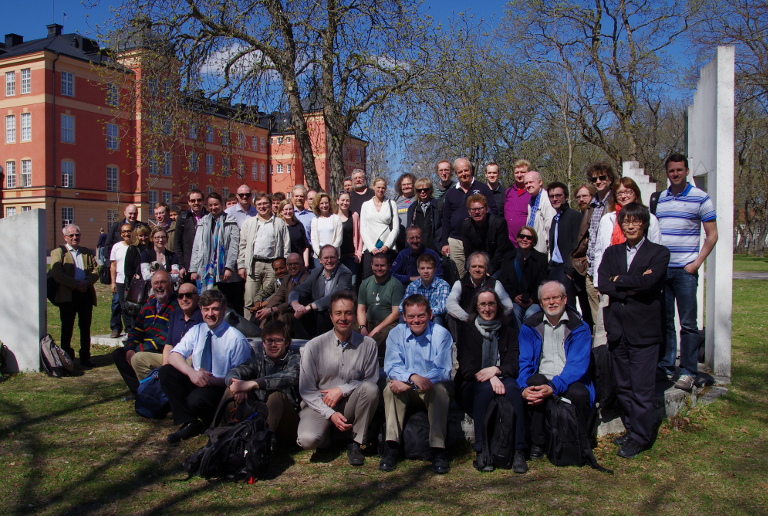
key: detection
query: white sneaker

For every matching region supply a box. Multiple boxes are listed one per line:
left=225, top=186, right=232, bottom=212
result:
left=674, top=374, right=694, bottom=391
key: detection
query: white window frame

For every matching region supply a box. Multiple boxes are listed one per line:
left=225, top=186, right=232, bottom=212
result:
left=162, top=191, right=172, bottom=204
left=5, top=71, right=15, bottom=96
left=251, top=163, right=258, bottom=181
left=163, top=151, right=172, bottom=176
left=61, top=161, right=74, bottom=188
left=189, top=151, right=198, bottom=172
left=21, top=159, right=32, bottom=187
left=205, top=125, right=214, bottom=143
left=6, top=115, right=16, bottom=143
left=61, top=71, right=74, bottom=96
left=21, top=206, right=32, bottom=212
left=5, top=161, right=16, bottom=188
left=20, top=113, right=31, bottom=141
left=148, top=150, right=159, bottom=175
left=106, top=165, right=118, bottom=192
left=222, top=157, right=230, bottom=176
left=61, top=114, right=75, bottom=143
left=277, top=163, right=284, bottom=174
left=106, top=83, right=119, bottom=107
left=206, top=155, right=214, bottom=174
left=148, top=190, right=158, bottom=206
left=21, top=69, right=31, bottom=94
left=260, top=164, right=266, bottom=182
left=6, top=207, right=17, bottom=217
left=106, top=123, right=119, bottom=150
left=61, top=207, right=74, bottom=226
left=107, top=209, right=118, bottom=226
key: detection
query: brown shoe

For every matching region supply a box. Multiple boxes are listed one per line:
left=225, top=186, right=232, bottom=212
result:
left=109, top=330, right=120, bottom=338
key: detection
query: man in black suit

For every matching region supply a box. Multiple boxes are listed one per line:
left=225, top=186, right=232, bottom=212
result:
left=598, top=202, right=670, bottom=459
left=546, top=182, right=582, bottom=308
left=461, top=193, right=512, bottom=278
left=173, top=188, right=207, bottom=280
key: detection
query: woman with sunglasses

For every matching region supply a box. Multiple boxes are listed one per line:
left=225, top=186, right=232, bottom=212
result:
left=140, top=227, right=180, bottom=283
left=279, top=199, right=310, bottom=268
left=499, top=226, right=548, bottom=327
left=337, top=191, right=362, bottom=283
left=407, top=177, right=441, bottom=252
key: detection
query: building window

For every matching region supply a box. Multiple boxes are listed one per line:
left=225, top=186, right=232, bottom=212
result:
left=260, top=138, right=266, bottom=152
left=61, top=114, right=75, bottom=143
left=260, top=164, right=266, bottom=182
left=189, top=152, right=198, bottom=172
left=222, top=187, right=230, bottom=198
left=237, top=133, right=245, bottom=149
left=20, top=113, right=31, bottom=141
left=148, top=78, right=159, bottom=95
left=107, top=209, right=117, bottom=226
left=148, top=190, right=158, bottom=206
left=237, top=161, right=244, bottom=179
left=21, top=159, right=32, bottom=187
left=61, top=71, right=74, bottom=97
left=5, top=71, right=15, bottom=96
left=286, top=136, right=291, bottom=143
left=22, top=206, right=32, bottom=212
left=277, top=136, right=284, bottom=144
left=206, top=155, right=214, bottom=174
left=189, top=123, right=197, bottom=139
left=205, top=126, right=214, bottom=143
left=106, top=83, right=119, bottom=107
left=5, top=115, right=15, bottom=143
left=206, top=185, right=214, bottom=195
left=21, top=69, right=31, bottom=94
left=222, top=157, right=230, bottom=176
left=148, top=150, right=158, bottom=175
left=163, top=151, right=172, bottom=176
left=189, top=183, right=197, bottom=191
left=106, top=123, right=119, bottom=150
left=162, top=119, right=172, bottom=136
left=277, top=164, right=284, bottom=174
left=221, top=131, right=230, bottom=146
left=251, top=136, right=258, bottom=150
left=5, top=161, right=15, bottom=188
left=6, top=207, right=17, bottom=217
left=287, top=163, right=292, bottom=174
left=61, top=207, right=74, bottom=226
left=251, top=163, right=258, bottom=181
left=61, top=161, right=74, bottom=188
left=106, top=165, right=118, bottom=192
left=162, top=191, right=171, bottom=204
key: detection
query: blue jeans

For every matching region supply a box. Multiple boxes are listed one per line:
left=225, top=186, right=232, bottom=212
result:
left=340, top=255, right=358, bottom=285
left=660, top=267, right=699, bottom=376
left=513, top=303, right=541, bottom=327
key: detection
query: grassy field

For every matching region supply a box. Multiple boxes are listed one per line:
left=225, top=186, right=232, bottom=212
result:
left=1, top=257, right=767, bottom=514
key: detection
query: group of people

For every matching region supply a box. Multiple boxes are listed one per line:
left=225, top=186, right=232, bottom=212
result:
left=50, top=152, right=717, bottom=474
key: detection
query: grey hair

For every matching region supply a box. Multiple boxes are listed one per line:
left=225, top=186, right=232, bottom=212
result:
left=467, top=251, right=489, bottom=267
left=537, top=280, right=567, bottom=300
left=62, top=224, right=81, bottom=235
left=292, top=184, right=308, bottom=195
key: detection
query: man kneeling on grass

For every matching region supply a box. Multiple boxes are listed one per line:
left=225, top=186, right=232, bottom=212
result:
left=160, top=289, right=252, bottom=443
left=224, top=320, right=301, bottom=444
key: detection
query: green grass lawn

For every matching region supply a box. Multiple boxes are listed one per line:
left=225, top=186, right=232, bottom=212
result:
left=1, top=279, right=767, bottom=515
left=732, top=253, right=768, bottom=272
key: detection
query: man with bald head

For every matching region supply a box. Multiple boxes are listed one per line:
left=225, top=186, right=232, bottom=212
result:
left=524, top=171, right=555, bottom=254
left=439, top=157, right=497, bottom=278
left=112, top=270, right=179, bottom=399
left=225, top=184, right=258, bottom=227
left=105, top=204, right=148, bottom=255
left=50, top=224, right=99, bottom=367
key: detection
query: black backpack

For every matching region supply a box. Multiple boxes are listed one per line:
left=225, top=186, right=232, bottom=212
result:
left=478, top=396, right=517, bottom=470
left=545, top=395, right=611, bottom=473
left=183, top=411, right=273, bottom=481
left=402, top=409, right=432, bottom=460
left=40, top=334, right=74, bottom=378
left=134, top=367, right=170, bottom=419
left=649, top=191, right=661, bottom=215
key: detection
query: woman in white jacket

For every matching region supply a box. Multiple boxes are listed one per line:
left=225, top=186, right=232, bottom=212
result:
left=359, top=177, right=399, bottom=280
left=310, top=193, right=343, bottom=266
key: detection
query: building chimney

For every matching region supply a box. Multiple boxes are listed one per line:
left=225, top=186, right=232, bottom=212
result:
left=47, top=24, right=63, bottom=38
left=4, top=34, right=23, bottom=47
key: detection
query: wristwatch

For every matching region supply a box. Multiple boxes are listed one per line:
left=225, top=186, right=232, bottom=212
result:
left=358, top=325, right=365, bottom=330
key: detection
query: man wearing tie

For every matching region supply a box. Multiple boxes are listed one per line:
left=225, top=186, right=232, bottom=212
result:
left=159, top=289, right=252, bottom=443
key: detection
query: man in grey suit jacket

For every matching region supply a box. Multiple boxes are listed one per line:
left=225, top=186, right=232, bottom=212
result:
left=289, top=245, right=353, bottom=337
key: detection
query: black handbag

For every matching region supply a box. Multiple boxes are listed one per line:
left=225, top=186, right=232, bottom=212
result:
left=124, top=276, right=150, bottom=313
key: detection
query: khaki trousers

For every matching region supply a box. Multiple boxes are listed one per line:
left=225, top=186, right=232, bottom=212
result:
left=585, top=274, right=600, bottom=327
left=448, top=237, right=466, bottom=279
left=592, top=293, right=609, bottom=349
left=244, top=260, right=275, bottom=321
left=383, top=381, right=450, bottom=448
left=131, top=351, right=163, bottom=381
left=296, top=381, right=379, bottom=449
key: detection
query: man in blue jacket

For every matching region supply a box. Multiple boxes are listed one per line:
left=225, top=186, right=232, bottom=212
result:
left=517, top=280, right=594, bottom=460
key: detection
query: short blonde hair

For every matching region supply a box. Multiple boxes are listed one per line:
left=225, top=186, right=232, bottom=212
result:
left=513, top=159, right=530, bottom=169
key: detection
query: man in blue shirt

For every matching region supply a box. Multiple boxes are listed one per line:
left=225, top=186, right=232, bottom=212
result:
left=380, top=294, right=453, bottom=474
left=390, top=226, right=443, bottom=285
left=159, top=289, right=252, bottom=443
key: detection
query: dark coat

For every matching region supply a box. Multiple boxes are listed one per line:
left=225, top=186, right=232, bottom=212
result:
left=173, top=209, right=206, bottom=272
left=406, top=198, right=442, bottom=252
left=455, top=316, right=519, bottom=396
left=461, top=214, right=513, bottom=276
left=548, top=205, right=582, bottom=277
left=597, top=240, right=670, bottom=346
left=499, top=248, right=549, bottom=303
left=104, top=219, right=148, bottom=259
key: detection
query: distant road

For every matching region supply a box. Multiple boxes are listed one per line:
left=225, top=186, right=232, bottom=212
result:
left=733, top=272, right=768, bottom=280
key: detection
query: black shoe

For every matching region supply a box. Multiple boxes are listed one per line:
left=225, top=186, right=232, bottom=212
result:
left=512, top=450, right=528, bottom=474
left=347, top=442, right=365, bottom=466
left=379, top=441, right=400, bottom=472
left=167, top=420, right=205, bottom=444
left=80, top=358, right=94, bottom=368
left=613, top=433, right=630, bottom=447
left=530, top=444, right=544, bottom=460
left=473, top=452, right=494, bottom=472
left=431, top=448, right=450, bottom=474
left=617, top=437, right=649, bottom=459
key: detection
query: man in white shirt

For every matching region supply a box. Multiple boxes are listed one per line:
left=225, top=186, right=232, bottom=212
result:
left=524, top=171, right=555, bottom=254
left=225, top=184, right=258, bottom=227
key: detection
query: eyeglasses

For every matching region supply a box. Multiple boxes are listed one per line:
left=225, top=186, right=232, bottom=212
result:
left=189, top=198, right=203, bottom=203
left=120, top=230, right=132, bottom=234
left=469, top=207, right=486, bottom=213
left=153, top=236, right=168, bottom=240
left=177, top=292, right=197, bottom=299
left=541, top=295, right=565, bottom=303
left=65, top=233, right=81, bottom=237
left=416, top=188, right=431, bottom=193
left=615, top=190, right=634, bottom=198
left=238, top=193, right=251, bottom=198
left=478, top=302, right=497, bottom=308
left=287, top=262, right=301, bottom=267
left=263, top=338, right=285, bottom=345
left=589, top=175, right=609, bottom=183
left=621, top=220, right=644, bottom=227
left=517, top=234, right=534, bottom=240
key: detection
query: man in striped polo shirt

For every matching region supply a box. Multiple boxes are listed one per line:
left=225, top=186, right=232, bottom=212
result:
left=656, top=153, right=718, bottom=391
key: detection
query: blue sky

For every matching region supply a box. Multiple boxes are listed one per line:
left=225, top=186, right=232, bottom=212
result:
left=1, top=0, right=510, bottom=42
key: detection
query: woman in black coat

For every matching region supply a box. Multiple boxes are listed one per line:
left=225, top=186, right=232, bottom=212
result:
left=499, top=225, right=549, bottom=326
left=456, top=287, right=527, bottom=473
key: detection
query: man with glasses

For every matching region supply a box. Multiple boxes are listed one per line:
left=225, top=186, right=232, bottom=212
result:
left=174, top=188, right=208, bottom=281
left=546, top=182, right=582, bottom=307
left=150, top=202, right=176, bottom=251
left=238, top=193, right=291, bottom=321
left=380, top=294, right=453, bottom=474
left=517, top=280, right=594, bottom=461
left=432, top=160, right=455, bottom=201
left=254, top=253, right=310, bottom=328
left=461, top=194, right=512, bottom=278
left=50, top=224, right=99, bottom=367
left=289, top=245, right=353, bottom=337
left=571, top=162, right=616, bottom=325
left=225, top=184, right=258, bottom=227
left=225, top=320, right=301, bottom=443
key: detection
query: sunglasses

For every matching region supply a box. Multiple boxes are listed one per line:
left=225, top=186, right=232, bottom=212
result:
left=177, top=292, right=197, bottom=299
left=416, top=188, right=431, bottom=193
left=237, top=193, right=251, bottom=198
left=517, top=234, right=534, bottom=240
left=589, top=175, right=609, bottom=183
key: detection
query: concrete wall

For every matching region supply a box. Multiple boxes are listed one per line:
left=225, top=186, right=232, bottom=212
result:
left=0, top=209, right=46, bottom=373
left=686, top=46, right=735, bottom=380
left=621, top=161, right=657, bottom=206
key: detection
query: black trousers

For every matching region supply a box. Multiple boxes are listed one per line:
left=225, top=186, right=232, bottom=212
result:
left=548, top=263, right=578, bottom=311
left=217, top=281, right=245, bottom=317
left=58, top=290, right=93, bottom=361
left=159, top=364, right=225, bottom=426
left=526, top=373, right=590, bottom=447
left=610, top=338, right=659, bottom=446
left=459, top=378, right=527, bottom=453
left=112, top=347, right=142, bottom=394
left=572, top=273, right=594, bottom=329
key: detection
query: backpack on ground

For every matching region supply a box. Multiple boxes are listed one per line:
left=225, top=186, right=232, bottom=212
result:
left=99, top=263, right=111, bottom=285
left=183, top=411, right=273, bottom=481
left=134, top=367, right=170, bottom=419
left=545, top=395, right=611, bottom=473
left=40, top=334, right=74, bottom=378
left=401, top=408, right=432, bottom=460
left=478, top=395, right=517, bottom=470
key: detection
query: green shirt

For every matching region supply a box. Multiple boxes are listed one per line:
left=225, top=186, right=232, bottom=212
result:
left=358, top=275, right=404, bottom=324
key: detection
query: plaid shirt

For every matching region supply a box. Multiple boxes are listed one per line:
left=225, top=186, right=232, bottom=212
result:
left=400, top=277, right=451, bottom=315
left=586, top=191, right=612, bottom=277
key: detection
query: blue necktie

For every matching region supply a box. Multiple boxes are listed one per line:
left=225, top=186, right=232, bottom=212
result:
left=201, top=330, right=212, bottom=372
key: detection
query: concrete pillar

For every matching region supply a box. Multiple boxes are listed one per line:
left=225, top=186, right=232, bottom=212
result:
left=621, top=161, right=657, bottom=206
